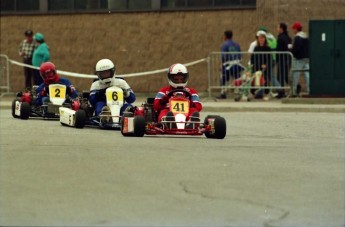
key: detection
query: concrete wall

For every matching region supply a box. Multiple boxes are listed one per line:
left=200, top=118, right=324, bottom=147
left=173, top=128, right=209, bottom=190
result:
left=1, top=0, right=344, bottom=93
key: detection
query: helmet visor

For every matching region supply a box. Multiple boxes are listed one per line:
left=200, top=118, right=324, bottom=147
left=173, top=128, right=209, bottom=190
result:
left=171, top=73, right=188, bottom=84
left=97, top=70, right=113, bottom=80
left=41, top=70, right=55, bottom=80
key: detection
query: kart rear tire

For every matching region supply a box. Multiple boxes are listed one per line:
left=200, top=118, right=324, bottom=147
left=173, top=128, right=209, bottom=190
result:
left=11, top=98, right=20, bottom=118
left=213, top=116, right=226, bottom=139
left=20, top=102, right=30, bottom=120
left=204, top=115, right=219, bottom=138
left=121, top=114, right=133, bottom=137
left=133, top=116, right=146, bottom=137
left=75, top=109, right=86, bottom=128
left=121, top=112, right=134, bottom=136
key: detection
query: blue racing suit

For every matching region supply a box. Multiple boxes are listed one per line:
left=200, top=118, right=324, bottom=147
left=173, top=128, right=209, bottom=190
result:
left=89, top=77, right=136, bottom=116
left=36, top=77, right=78, bottom=106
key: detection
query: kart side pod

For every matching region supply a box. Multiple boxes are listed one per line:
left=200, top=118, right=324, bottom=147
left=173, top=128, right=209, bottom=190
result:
left=59, top=107, right=87, bottom=128
left=121, top=115, right=146, bottom=137
left=59, top=107, right=76, bottom=127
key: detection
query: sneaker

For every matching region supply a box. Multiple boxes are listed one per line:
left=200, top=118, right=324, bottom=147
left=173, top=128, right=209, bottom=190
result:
left=123, top=105, right=133, bottom=113
left=276, top=91, right=286, bottom=99
left=164, top=111, right=175, bottom=129
left=100, top=106, right=112, bottom=124
left=186, top=112, right=200, bottom=129
left=263, top=95, right=270, bottom=101
left=296, top=84, right=302, bottom=96
left=216, top=94, right=227, bottom=99
left=270, top=91, right=278, bottom=98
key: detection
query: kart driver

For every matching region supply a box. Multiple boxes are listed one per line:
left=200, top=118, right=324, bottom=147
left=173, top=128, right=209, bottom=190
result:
left=89, top=59, right=136, bottom=119
left=36, top=62, right=78, bottom=106
left=153, top=63, right=202, bottom=122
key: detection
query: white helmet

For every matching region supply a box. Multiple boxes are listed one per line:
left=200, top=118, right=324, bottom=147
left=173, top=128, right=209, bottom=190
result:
left=95, top=59, right=116, bottom=84
left=167, top=63, right=189, bottom=88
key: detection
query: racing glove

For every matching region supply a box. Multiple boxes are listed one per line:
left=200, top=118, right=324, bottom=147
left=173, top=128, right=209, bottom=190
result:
left=123, top=89, right=130, bottom=98
left=159, top=95, right=169, bottom=105
left=71, top=99, right=80, bottom=111
left=95, top=90, right=106, bottom=101
left=40, top=87, right=48, bottom=96
left=66, top=86, right=72, bottom=95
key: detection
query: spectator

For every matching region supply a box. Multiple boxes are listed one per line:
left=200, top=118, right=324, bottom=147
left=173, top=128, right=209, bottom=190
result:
left=218, top=30, right=242, bottom=99
left=250, top=31, right=273, bottom=100
left=32, top=32, right=50, bottom=86
left=248, top=26, right=277, bottom=53
left=18, top=30, right=38, bottom=89
left=89, top=59, right=136, bottom=123
left=248, top=26, right=280, bottom=96
left=153, top=63, right=202, bottom=126
left=36, top=62, right=78, bottom=106
left=276, top=22, right=292, bottom=98
left=291, top=22, right=309, bottom=96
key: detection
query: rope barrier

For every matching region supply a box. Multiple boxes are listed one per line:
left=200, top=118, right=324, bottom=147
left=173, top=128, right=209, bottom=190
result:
left=8, top=58, right=207, bottom=79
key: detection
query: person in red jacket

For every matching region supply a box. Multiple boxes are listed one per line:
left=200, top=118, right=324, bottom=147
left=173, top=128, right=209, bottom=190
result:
left=153, top=63, right=202, bottom=123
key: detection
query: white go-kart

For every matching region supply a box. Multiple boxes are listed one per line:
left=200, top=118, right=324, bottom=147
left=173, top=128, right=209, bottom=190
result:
left=59, top=86, right=126, bottom=129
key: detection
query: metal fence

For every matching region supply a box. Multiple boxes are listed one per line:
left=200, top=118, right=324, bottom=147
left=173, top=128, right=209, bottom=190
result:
left=207, top=51, right=294, bottom=99
left=0, top=54, right=11, bottom=97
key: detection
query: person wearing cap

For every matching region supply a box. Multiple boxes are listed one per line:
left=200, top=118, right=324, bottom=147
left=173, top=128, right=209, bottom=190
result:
left=32, top=32, right=50, bottom=85
left=291, top=22, right=309, bottom=96
left=250, top=31, right=273, bottom=100
left=248, top=26, right=277, bottom=53
left=18, top=30, right=39, bottom=89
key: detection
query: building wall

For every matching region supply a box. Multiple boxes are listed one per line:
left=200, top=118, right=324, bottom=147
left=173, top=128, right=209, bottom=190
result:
left=1, top=0, right=344, bottom=93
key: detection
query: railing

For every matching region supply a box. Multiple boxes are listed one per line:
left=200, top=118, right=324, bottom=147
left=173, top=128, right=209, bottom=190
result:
left=0, top=52, right=303, bottom=99
left=207, top=51, right=295, bottom=98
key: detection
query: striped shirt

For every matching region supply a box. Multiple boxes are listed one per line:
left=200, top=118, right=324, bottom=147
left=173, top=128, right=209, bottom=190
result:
left=18, top=39, right=38, bottom=60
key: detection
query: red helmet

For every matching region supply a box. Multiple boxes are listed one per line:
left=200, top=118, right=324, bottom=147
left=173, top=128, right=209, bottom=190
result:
left=40, top=62, right=59, bottom=84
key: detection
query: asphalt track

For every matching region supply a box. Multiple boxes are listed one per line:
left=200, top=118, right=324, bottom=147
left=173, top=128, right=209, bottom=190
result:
left=0, top=109, right=344, bottom=227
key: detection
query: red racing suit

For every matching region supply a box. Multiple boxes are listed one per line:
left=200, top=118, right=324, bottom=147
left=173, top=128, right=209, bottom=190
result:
left=153, top=86, right=203, bottom=122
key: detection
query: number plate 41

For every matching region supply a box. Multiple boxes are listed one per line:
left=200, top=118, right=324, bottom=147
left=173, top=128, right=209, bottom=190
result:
left=170, top=100, right=189, bottom=114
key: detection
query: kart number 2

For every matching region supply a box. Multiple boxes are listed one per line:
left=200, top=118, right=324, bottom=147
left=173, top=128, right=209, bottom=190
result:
left=49, top=86, right=66, bottom=99
left=55, top=89, right=61, bottom=97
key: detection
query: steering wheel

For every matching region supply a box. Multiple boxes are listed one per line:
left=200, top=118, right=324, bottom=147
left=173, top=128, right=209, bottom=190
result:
left=166, top=89, right=192, bottom=100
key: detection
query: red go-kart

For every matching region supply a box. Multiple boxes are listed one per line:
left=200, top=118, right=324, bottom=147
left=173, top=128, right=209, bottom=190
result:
left=121, top=89, right=226, bottom=139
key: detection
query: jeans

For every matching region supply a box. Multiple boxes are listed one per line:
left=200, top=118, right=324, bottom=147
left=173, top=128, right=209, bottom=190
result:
left=293, top=59, right=309, bottom=95
left=33, top=69, right=44, bottom=86
left=23, top=58, right=34, bottom=88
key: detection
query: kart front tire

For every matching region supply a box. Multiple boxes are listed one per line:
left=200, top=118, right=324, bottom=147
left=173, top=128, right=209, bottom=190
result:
left=214, top=116, right=226, bottom=139
left=20, top=102, right=30, bottom=120
left=75, top=109, right=86, bottom=128
left=204, top=115, right=219, bottom=138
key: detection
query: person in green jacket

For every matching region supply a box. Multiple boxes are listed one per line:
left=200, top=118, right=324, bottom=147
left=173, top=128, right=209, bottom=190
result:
left=32, top=32, right=50, bottom=85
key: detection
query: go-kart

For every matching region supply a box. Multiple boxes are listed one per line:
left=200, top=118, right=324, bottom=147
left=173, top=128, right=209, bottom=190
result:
left=12, top=84, right=79, bottom=120
left=121, top=89, right=227, bottom=139
left=59, top=86, right=126, bottom=129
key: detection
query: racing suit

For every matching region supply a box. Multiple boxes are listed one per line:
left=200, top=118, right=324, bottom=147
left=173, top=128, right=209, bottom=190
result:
left=89, top=77, right=136, bottom=116
left=36, top=77, right=78, bottom=106
left=153, top=86, right=202, bottom=122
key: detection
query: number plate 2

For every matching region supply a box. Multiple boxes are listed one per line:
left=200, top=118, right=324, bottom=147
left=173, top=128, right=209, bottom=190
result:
left=49, top=84, right=67, bottom=105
